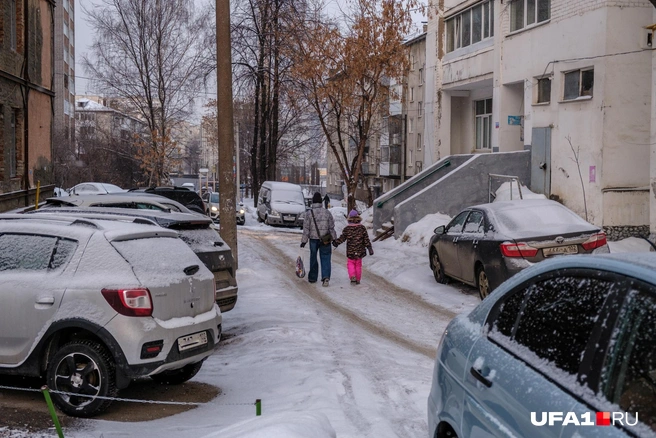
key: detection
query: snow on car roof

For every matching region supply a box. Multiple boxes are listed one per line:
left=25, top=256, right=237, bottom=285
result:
left=0, top=214, right=178, bottom=241
left=30, top=206, right=212, bottom=226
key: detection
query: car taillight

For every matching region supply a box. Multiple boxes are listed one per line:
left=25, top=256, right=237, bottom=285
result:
left=582, top=233, right=607, bottom=251
left=500, top=242, right=538, bottom=258
left=101, top=288, right=153, bottom=317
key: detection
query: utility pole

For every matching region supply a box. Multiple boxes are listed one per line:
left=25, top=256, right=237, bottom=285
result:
left=216, top=0, right=238, bottom=268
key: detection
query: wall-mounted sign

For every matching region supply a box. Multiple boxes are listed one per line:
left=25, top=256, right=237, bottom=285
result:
left=508, top=116, right=522, bottom=126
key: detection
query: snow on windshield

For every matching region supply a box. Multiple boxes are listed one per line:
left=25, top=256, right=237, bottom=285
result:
left=112, top=237, right=213, bottom=286
left=272, top=190, right=305, bottom=205
left=492, top=203, right=591, bottom=235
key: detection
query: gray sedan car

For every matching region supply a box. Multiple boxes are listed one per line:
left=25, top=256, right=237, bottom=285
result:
left=429, top=199, right=609, bottom=300
left=0, top=214, right=222, bottom=417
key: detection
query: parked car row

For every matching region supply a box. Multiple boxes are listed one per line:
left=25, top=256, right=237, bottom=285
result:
left=0, top=213, right=223, bottom=417
left=0, top=186, right=243, bottom=417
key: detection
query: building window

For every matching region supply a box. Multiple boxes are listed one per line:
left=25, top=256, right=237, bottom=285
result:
left=446, top=0, right=494, bottom=53
left=410, top=87, right=414, bottom=102
left=418, top=101, right=423, bottom=117
left=536, top=77, right=551, bottom=103
left=409, top=118, right=414, bottom=134
left=564, top=68, right=593, bottom=100
left=408, top=150, right=413, bottom=167
left=417, top=133, right=422, bottom=151
left=9, top=110, right=17, bottom=177
left=475, top=98, right=492, bottom=150
left=9, top=0, right=17, bottom=50
left=510, top=0, right=550, bottom=32
left=419, top=68, right=424, bottom=85
left=410, top=54, right=416, bottom=71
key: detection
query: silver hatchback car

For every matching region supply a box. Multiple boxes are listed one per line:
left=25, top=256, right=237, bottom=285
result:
left=0, top=214, right=222, bottom=417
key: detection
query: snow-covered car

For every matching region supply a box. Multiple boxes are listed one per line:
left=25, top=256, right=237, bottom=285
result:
left=128, top=186, right=207, bottom=215
left=28, top=206, right=239, bottom=313
left=428, top=199, right=608, bottom=300
left=40, top=193, right=193, bottom=213
left=0, top=214, right=222, bottom=417
left=428, top=252, right=656, bottom=438
left=202, top=191, right=246, bottom=225
left=68, top=182, right=125, bottom=195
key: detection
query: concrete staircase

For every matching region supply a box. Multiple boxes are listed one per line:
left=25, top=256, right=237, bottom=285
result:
left=372, top=151, right=531, bottom=239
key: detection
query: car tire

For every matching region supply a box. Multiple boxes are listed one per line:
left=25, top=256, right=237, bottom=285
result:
left=430, top=249, right=448, bottom=284
left=47, top=340, right=117, bottom=417
left=257, top=212, right=264, bottom=223
left=150, top=361, right=204, bottom=385
left=477, top=265, right=491, bottom=300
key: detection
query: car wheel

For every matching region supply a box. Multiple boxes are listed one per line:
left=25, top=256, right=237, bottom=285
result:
left=47, top=340, right=117, bottom=417
left=150, top=361, right=204, bottom=385
left=430, top=249, right=448, bottom=284
left=477, top=265, right=491, bottom=300
left=257, top=212, right=264, bottom=223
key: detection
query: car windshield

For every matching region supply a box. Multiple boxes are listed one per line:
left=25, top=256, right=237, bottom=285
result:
left=210, top=193, right=219, bottom=203
left=272, top=190, right=305, bottom=205
left=493, top=204, right=590, bottom=234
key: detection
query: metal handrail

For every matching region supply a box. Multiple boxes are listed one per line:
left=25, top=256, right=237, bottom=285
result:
left=376, top=160, right=451, bottom=208
left=488, top=173, right=523, bottom=203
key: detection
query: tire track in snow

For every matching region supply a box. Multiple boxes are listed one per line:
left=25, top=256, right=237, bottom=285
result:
left=241, top=228, right=456, bottom=359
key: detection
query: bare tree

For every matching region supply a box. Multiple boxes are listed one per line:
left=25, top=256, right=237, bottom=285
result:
left=287, top=0, right=416, bottom=211
left=82, top=0, right=213, bottom=185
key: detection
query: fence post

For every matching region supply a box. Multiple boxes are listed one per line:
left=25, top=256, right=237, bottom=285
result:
left=255, top=399, right=261, bottom=416
left=41, top=386, right=64, bottom=438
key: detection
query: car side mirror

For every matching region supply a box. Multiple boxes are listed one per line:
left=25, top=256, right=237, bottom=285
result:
left=434, top=225, right=446, bottom=235
left=239, top=202, right=244, bottom=207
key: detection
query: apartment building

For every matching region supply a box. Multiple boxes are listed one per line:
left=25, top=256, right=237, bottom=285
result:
left=0, top=0, right=54, bottom=199
left=404, top=31, right=427, bottom=178
left=54, top=0, right=75, bottom=144
left=428, top=0, right=654, bottom=238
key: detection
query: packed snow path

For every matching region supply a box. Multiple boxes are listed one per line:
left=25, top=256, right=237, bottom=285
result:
left=243, top=229, right=457, bottom=358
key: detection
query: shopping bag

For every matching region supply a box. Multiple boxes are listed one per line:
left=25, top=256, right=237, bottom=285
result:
left=296, top=255, right=306, bottom=278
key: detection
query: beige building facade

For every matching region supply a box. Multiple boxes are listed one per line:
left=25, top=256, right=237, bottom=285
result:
left=429, top=0, right=654, bottom=238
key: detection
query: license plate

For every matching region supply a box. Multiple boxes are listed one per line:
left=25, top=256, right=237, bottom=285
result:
left=177, top=331, right=208, bottom=352
left=283, top=215, right=295, bottom=221
left=543, top=245, right=578, bottom=257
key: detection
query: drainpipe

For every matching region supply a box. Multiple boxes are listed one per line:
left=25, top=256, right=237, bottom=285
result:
left=23, top=0, right=30, bottom=204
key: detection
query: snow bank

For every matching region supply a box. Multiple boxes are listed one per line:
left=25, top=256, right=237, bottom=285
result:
left=608, top=237, right=653, bottom=253
left=201, top=412, right=335, bottom=438
left=400, top=212, right=452, bottom=247
left=494, top=181, right=546, bottom=202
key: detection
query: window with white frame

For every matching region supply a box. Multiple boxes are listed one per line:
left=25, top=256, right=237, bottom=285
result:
left=418, top=101, right=423, bottom=117
left=563, top=68, right=593, bottom=101
left=419, top=68, right=424, bottom=85
left=410, top=54, right=416, bottom=71
left=417, top=133, right=422, bottom=151
left=446, top=0, right=494, bottom=53
left=410, top=87, right=414, bottom=102
left=409, top=118, right=414, bottom=133
left=408, top=150, right=413, bottom=167
left=475, top=98, right=492, bottom=150
left=536, top=77, right=551, bottom=104
left=510, top=0, right=550, bottom=33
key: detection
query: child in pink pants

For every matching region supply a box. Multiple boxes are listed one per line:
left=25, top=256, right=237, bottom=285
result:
left=332, top=210, right=373, bottom=284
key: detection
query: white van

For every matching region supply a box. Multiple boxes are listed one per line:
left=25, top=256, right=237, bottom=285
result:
left=257, top=181, right=306, bottom=227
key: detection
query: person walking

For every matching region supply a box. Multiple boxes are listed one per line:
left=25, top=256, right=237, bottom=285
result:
left=300, top=192, right=337, bottom=287
left=332, top=210, right=373, bottom=285
left=323, top=194, right=330, bottom=209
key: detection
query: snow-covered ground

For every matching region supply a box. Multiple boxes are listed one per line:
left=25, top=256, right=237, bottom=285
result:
left=4, top=200, right=652, bottom=438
